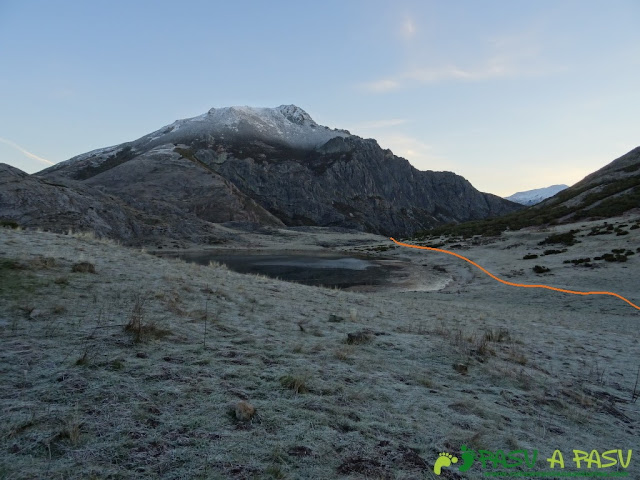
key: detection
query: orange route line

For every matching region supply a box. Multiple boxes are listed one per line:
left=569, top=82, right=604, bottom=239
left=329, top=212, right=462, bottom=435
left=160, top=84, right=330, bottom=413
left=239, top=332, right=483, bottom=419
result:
left=389, top=237, right=640, bottom=312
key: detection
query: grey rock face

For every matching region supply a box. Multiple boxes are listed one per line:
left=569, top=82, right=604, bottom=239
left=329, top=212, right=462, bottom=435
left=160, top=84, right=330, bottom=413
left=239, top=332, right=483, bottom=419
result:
left=30, top=105, right=521, bottom=238
left=199, top=135, right=519, bottom=235
left=0, top=154, right=281, bottom=245
left=81, top=145, right=283, bottom=227
left=0, top=163, right=143, bottom=239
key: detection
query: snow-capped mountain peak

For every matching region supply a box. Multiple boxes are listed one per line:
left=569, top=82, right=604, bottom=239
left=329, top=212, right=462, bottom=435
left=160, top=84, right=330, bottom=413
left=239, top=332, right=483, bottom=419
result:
left=166, top=104, right=349, bottom=149
left=505, top=184, right=569, bottom=206
left=203, top=104, right=313, bottom=127
left=275, top=104, right=315, bottom=125
left=48, top=105, right=352, bottom=172
left=203, top=105, right=316, bottom=131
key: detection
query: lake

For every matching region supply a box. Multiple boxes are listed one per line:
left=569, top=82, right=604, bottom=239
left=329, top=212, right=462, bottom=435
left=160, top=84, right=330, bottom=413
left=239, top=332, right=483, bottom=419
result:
left=164, top=252, right=392, bottom=289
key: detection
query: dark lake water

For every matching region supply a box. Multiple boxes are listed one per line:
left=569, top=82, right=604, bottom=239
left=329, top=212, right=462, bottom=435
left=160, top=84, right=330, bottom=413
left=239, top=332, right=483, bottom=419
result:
left=165, top=252, right=392, bottom=288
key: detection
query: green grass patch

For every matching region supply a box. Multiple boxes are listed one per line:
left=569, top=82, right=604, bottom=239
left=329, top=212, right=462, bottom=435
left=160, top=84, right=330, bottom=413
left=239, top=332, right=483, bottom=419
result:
left=538, top=231, right=579, bottom=247
left=0, top=258, right=42, bottom=300
left=533, top=265, right=551, bottom=273
left=0, top=219, right=20, bottom=229
left=573, top=185, right=640, bottom=220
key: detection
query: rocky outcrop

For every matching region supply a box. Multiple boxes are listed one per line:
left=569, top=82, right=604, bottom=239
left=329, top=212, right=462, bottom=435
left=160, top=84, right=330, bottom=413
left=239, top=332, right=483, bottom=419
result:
left=80, top=145, right=283, bottom=227
left=198, top=135, right=517, bottom=235
left=0, top=163, right=144, bottom=239
left=35, top=105, right=521, bottom=238
left=0, top=153, right=281, bottom=245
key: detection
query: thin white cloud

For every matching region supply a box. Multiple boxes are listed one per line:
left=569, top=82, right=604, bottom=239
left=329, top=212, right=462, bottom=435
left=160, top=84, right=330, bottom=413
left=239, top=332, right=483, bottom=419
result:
left=0, top=137, right=54, bottom=165
left=408, top=58, right=511, bottom=82
left=361, top=27, right=556, bottom=93
left=361, top=57, right=515, bottom=92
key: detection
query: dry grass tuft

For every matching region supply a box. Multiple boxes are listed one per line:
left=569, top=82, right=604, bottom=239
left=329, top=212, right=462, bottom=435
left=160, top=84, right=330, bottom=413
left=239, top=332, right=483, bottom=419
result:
left=71, top=261, right=96, bottom=273
left=346, top=330, right=374, bottom=345
left=234, top=401, right=256, bottom=421
left=208, top=260, right=228, bottom=270
left=124, top=294, right=171, bottom=343
left=414, top=373, right=435, bottom=388
left=29, top=256, right=56, bottom=269
left=453, top=363, right=468, bottom=375
left=280, top=374, right=309, bottom=394
left=508, top=350, right=528, bottom=365
left=52, top=305, right=66, bottom=314
left=483, top=327, right=511, bottom=343
left=334, top=345, right=354, bottom=361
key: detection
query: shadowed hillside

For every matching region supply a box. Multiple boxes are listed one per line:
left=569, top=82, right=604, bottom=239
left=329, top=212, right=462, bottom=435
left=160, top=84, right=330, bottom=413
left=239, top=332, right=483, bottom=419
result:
left=34, top=105, right=521, bottom=238
left=415, top=146, right=640, bottom=238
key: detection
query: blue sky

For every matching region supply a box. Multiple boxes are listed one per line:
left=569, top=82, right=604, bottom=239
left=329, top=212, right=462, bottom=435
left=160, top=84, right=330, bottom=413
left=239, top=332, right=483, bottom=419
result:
left=1, top=0, right=639, bottom=196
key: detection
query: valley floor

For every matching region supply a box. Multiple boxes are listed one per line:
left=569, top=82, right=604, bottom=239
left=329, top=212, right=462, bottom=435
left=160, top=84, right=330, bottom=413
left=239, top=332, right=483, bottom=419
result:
left=1, top=215, right=639, bottom=479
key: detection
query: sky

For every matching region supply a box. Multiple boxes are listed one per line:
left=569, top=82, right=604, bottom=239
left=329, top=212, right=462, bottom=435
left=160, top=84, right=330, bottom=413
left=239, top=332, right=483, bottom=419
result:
left=1, top=0, right=639, bottom=197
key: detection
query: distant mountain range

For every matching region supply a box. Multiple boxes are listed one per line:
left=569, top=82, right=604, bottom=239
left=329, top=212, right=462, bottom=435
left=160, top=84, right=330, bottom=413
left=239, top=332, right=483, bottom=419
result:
left=505, top=184, right=569, bottom=206
left=0, top=105, right=520, bottom=243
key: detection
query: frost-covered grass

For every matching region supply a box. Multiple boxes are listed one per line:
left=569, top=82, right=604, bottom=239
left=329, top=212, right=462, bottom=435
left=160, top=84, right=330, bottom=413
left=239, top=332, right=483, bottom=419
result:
left=0, top=226, right=638, bottom=479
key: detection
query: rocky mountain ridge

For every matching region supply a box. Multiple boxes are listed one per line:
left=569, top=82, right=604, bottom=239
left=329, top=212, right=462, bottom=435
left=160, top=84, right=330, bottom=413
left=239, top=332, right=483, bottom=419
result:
left=3, top=105, right=521, bottom=242
left=0, top=156, right=282, bottom=246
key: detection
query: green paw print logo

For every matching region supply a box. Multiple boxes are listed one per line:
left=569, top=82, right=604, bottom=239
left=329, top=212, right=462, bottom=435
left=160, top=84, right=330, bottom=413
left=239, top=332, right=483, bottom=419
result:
left=433, top=452, right=457, bottom=475
left=433, top=445, right=475, bottom=475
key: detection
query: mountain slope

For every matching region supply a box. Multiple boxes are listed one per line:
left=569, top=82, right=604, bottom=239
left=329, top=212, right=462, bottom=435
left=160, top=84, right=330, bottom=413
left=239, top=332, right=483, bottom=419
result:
left=41, top=105, right=350, bottom=181
left=536, top=146, right=640, bottom=219
left=0, top=163, right=145, bottom=239
left=505, top=184, right=568, bottom=206
left=416, top=146, right=640, bottom=237
left=38, top=105, right=521, bottom=236
left=0, top=156, right=281, bottom=245
left=78, top=144, right=283, bottom=226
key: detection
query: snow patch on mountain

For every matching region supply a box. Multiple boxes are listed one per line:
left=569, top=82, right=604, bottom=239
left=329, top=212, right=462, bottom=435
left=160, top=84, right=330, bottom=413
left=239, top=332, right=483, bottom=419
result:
left=142, top=104, right=350, bottom=150
left=505, top=184, right=569, bottom=206
left=46, top=105, right=351, bottom=173
left=44, top=144, right=129, bottom=173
